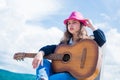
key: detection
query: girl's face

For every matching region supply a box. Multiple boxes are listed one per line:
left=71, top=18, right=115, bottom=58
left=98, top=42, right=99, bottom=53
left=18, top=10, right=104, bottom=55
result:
left=67, top=19, right=81, bottom=35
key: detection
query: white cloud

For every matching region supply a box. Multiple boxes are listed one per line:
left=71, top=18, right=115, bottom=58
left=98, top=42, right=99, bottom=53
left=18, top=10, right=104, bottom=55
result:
left=0, top=0, right=63, bottom=52
left=102, top=28, right=120, bottom=79
left=105, top=28, right=120, bottom=64
left=6, top=0, right=62, bottom=20
left=10, top=25, right=63, bottom=53
left=0, top=23, right=63, bottom=74
left=0, top=0, right=63, bottom=74
left=0, top=0, right=7, bottom=10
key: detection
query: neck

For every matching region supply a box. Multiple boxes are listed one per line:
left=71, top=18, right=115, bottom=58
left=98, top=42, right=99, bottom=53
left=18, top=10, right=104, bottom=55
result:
left=72, top=33, right=78, bottom=43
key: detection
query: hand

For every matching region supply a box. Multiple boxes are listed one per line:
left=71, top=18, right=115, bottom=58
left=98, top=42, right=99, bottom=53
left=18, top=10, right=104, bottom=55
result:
left=32, top=51, right=44, bottom=69
left=85, top=19, right=97, bottom=31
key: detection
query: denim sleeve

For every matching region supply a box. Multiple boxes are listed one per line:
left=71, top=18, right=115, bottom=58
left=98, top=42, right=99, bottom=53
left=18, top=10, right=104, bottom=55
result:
left=39, top=45, right=57, bottom=56
left=93, top=29, right=106, bottom=47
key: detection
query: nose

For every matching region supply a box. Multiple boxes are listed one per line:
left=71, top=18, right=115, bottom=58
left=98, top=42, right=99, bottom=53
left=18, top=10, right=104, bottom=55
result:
left=68, top=23, right=73, bottom=27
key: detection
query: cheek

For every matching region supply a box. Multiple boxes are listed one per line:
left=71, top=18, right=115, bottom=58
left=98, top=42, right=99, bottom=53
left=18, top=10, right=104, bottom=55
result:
left=68, top=28, right=72, bottom=33
left=75, top=25, right=81, bottom=31
left=67, top=26, right=71, bottom=31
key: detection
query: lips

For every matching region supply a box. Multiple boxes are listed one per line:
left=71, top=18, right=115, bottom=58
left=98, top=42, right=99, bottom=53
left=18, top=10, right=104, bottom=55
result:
left=70, top=28, right=74, bottom=30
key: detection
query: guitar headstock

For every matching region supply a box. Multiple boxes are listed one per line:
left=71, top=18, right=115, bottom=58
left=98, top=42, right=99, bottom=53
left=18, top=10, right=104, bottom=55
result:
left=13, top=52, right=26, bottom=61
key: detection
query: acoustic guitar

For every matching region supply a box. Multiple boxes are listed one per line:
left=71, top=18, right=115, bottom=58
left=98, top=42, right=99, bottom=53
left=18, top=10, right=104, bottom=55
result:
left=14, top=39, right=100, bottom=80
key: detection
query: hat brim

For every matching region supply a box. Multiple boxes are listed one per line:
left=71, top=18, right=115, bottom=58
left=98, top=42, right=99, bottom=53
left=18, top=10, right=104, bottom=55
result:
left=64, top=18, right=87, bottom=26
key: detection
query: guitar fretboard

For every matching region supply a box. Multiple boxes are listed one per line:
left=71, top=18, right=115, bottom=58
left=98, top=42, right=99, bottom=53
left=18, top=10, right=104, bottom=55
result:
left=23, top=53, right=64, bottom=61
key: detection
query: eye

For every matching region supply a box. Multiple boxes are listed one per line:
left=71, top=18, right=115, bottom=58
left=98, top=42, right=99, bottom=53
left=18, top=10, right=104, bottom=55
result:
left=67, top=22, right=70, bottom=25
left=73, top=21, right=77, bottom=24
left=67, top=22, right=71, bottom=25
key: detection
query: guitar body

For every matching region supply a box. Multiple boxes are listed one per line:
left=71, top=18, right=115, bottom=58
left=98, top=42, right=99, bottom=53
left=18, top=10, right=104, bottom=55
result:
left=52, top=39, right=98, bottom=79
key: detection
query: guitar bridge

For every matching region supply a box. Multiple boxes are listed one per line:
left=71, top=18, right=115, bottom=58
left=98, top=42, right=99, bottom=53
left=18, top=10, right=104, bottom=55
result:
left=80, top=48, right=87, bottom=68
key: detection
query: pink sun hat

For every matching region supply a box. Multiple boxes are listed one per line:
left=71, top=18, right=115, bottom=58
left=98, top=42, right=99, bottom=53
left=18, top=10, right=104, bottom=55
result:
left=64, top=11, right=87, bottom=26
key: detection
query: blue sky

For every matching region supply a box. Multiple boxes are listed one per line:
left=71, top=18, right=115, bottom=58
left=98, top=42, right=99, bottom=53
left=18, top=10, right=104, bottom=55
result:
left=0, top=0, right=120, bottom=80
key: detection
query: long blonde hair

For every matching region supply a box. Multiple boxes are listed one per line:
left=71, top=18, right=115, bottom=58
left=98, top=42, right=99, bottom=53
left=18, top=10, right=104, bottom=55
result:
left=60, top=22, right=90, bottom=44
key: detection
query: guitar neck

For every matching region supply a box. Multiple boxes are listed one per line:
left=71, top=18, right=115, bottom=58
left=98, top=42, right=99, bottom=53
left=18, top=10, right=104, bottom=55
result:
left=24, top=53, right=37, bottom=58
left=23, top=53, right=63, bottom=60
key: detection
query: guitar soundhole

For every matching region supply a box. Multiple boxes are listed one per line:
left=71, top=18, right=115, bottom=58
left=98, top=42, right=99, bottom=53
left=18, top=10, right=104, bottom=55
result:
left=62, top=54, right=70, bottom=62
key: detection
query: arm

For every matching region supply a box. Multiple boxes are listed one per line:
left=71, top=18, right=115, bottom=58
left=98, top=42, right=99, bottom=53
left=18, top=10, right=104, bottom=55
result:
left=32, top=45, right=57, bottom=69
left=85, top=19, right=106, bottom=47
left=39, top=45, right=57, bottom=56
left=32, top=51, right=44, bottom=69
left=93, top=29, right=106, bottom=47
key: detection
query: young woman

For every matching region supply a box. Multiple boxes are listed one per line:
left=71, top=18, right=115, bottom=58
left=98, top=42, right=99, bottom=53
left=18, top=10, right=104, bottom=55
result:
left=32, top=11, right=106, bottom=80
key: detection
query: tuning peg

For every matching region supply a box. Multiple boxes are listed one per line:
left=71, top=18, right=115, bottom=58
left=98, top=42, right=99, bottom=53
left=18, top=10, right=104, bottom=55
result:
left=21, top=58, right=24, bottom=61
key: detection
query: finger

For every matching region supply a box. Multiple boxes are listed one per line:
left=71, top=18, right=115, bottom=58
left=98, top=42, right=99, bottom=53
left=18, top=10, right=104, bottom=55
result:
left=32, top=59, right=39, bottom=69
left=83, top=19, right=89, bottom=26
